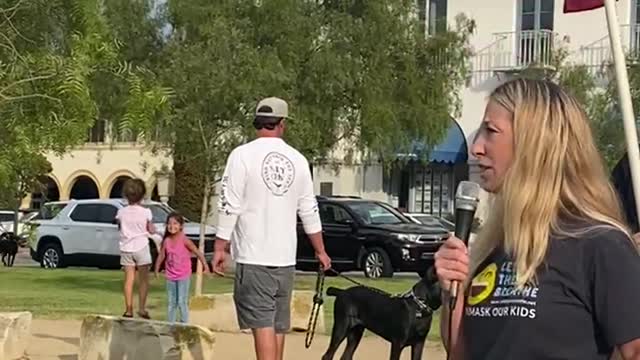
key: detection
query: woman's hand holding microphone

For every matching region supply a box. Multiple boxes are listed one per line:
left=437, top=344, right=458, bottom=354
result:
left=434, top=235, right=471, bottom=297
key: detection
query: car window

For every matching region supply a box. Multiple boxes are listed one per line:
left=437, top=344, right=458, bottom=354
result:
left=70, top=204, right=100, bottom=222
left=35, top=203, right=66, bottom=220
left=0, top=213, right=14, bottom=222
left=346, top=202, right=403, bottom=225
left=319, top=204, right=353, bottom=224
left=143, top=204, right=172, bottom=223
left=96, top=205, right=118, bottom=224
left=415, top=215, right=442, bottom=226
left=70, top=204, right=117, bottom=223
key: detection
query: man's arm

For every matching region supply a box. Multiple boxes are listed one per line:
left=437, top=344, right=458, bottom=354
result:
left=297, top=160, right=330, bottom=269
left=297, top=160, right=322, bottom=239
left=306, top=231, right=326, bottom=256
left=216, top=149, right=246, bottom=243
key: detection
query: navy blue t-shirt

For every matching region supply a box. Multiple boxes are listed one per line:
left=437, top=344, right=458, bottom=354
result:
left=463, top=226, right=640, bottom=359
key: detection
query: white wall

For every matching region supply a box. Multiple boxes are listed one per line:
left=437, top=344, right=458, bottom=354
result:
left=448, top=0, right=636, bottom=220
left=313, top=164, right=388, bottom=201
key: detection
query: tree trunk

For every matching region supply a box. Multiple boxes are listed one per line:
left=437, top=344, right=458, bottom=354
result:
left=12, top=203, right=20, bottom=239
left=12, top=188, right=22, bottom=240
left=194, top=175, right=211, bottom=296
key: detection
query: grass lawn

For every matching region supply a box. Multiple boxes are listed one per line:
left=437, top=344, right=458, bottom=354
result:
left=0, top=267, right=441, bottom=340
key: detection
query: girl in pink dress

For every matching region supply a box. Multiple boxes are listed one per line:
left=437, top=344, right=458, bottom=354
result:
left=155, top=212, right=209, bottom=323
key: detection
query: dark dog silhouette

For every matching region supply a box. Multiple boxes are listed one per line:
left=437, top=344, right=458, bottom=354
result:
left=0, top=233, right=18, bottom=267
left=322, top=268, right=442, bottom=360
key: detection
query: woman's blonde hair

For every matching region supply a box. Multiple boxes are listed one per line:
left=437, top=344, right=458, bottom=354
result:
left=468, top=78, right=631, bottom=289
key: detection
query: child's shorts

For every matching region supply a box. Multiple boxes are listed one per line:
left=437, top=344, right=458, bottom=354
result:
left=120, top=245, right=152, bottom=267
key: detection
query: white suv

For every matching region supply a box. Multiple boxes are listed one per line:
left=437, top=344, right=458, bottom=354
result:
left=28, top=199, right=216, bottom=269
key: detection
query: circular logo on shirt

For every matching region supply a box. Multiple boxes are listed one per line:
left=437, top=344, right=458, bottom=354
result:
left=467, top=263, right=497, bottom=306
left=262, top=152, right=295, bottom=196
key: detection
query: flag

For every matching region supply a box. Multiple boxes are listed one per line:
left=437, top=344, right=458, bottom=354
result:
left=563, top=0, right=605, bottom=13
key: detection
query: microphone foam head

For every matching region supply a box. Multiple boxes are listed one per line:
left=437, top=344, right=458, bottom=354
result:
left=456, top=181, right=480, bottom=210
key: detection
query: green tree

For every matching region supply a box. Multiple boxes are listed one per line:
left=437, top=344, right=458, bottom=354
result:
left=0, top=0, right=170, bottom=229
left=123, top=0, right=475, bottom=294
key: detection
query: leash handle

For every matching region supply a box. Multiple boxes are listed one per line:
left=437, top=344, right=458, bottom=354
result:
left=305, top=265, right=325, bottom=349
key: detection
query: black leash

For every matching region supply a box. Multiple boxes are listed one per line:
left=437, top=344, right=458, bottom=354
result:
left=305, top=265, right=325, bottom=348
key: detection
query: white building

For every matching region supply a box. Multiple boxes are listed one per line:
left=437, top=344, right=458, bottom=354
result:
left=312, top=0, right=638, bottom=221
left=22, top=123, right=173, bottom=210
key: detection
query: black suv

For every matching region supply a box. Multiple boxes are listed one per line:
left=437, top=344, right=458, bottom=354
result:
left=296, top=196, right=449, bottom=278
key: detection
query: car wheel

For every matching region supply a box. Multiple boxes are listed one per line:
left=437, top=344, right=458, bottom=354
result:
left=40, top=243, right=64, bottom=269
left=363, top=247, right=393, bottom=279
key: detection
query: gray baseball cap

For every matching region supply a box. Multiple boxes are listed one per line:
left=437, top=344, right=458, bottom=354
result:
left=255, top=97, right=289, bottom=118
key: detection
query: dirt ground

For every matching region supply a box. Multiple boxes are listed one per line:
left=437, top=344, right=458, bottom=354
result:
left=26, top=319, right=447, bottom=360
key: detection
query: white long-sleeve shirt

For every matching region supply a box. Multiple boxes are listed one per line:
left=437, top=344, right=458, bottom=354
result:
left=216, top=137, right=322, bottom=267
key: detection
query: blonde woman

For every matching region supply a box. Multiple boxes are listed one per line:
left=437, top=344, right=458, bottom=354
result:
left=434, top=78, right=640, bottom=359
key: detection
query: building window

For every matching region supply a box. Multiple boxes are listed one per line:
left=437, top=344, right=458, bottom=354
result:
left=412, top=164, right=453, bottom=216
left=87, top=119, right=106, bottom=143
left=320, top=182, right=333, bottom=196
left=428, top=0, right=447, bottom=35
left=520, top=0, right=554, bottom=31
left=417, top=0, right=427, bottom=37
left=632, top=0, right=640, bottom=55
left=518, top=0, right=554, bottom=67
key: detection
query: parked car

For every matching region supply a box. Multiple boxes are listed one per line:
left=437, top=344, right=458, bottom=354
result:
left=404, top=212, right=455, bottom=232
left=28, top=199, right=216, bottom=269
left=0, top=210, right=37, bottom=247
left=296, top=196, right=449, bottom=278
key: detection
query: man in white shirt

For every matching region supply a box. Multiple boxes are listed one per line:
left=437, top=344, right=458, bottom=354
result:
left=211, top=97, right=331, bottom=360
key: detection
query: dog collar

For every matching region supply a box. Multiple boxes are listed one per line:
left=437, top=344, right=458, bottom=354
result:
left=398, top=290, right=434, bottom=315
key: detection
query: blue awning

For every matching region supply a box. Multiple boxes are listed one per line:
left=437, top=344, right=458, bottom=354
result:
left=397, top=119, right=468, bottom=164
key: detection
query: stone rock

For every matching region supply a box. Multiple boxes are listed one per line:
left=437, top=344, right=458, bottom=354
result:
left=0, top=312, right=31, bottom=360
left=189, top=291, right=324, bottom=334
left=79, top=315, right=215, bottom=360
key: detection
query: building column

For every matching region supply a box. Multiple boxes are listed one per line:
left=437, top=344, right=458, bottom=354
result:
left=155, top=170, right=173, bottom=204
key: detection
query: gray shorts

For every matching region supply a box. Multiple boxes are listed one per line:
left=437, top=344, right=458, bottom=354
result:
left=120, top=245, right=152, bottom=267
left=233, top=263, right=295, bottom=333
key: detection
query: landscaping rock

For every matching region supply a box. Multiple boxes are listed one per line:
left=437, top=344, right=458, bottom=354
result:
left=0, top=311, right=32, bottom=360
left=79, top=315, right=215, bottom=360
left=189, top=290, right=324, bottom=334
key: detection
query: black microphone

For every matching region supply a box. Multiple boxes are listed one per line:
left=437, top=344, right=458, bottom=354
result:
left=449, top=181, right=480, bottom=304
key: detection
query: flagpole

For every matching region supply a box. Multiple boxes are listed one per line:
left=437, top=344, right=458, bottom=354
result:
left=603, top=0, right=640, bottom=223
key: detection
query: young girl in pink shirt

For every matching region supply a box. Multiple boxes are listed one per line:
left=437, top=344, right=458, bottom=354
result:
left=117, top=178, right=156, bottom=319
left=155, top=212, right=209, bottom=323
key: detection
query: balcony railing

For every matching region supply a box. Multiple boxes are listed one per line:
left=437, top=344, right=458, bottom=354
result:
left=491, top=29, right=555, bottom=72
left=579, top=24, right=640, bottom=77
left=623, top=23, right=640, bottom=58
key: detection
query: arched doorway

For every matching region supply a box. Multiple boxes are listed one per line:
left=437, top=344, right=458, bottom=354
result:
left=30, top=176, right=61, bottom=209
left=69, top=176, right=99, bottom=200
left=109, top=176, right=132, bottom=199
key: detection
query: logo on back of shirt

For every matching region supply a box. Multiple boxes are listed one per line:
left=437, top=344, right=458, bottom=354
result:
left=262, top=152, right=295, bottom=196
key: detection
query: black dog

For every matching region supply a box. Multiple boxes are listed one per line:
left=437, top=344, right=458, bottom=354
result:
left=322, top=268, right=442, bottom=360
left=0, top=233, right=18, bottom=267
